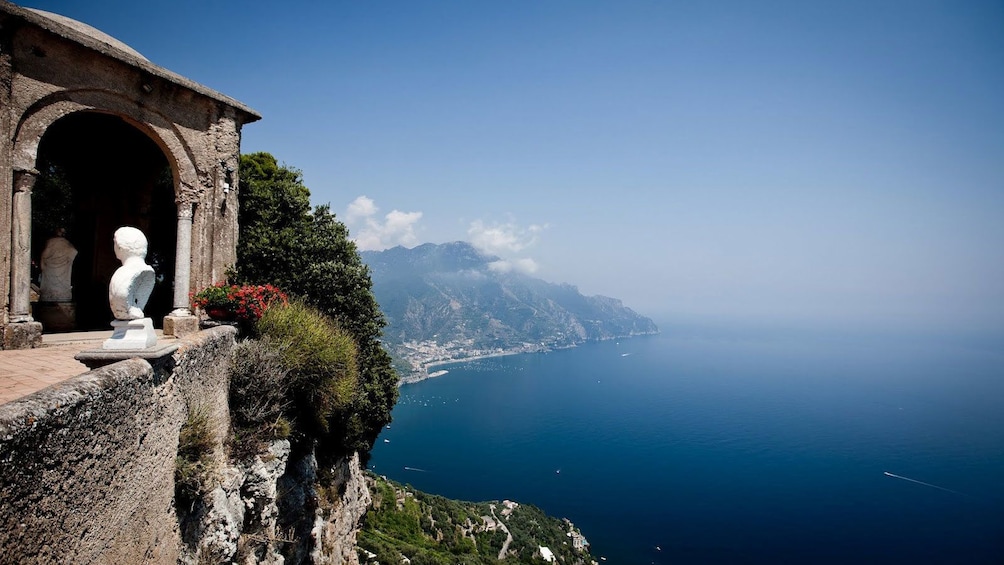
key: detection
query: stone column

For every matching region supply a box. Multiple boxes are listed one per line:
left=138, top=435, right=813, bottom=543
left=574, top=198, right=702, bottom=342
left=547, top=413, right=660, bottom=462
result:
left=163, top=201, right=198, bottom=337
left=4, top=168, right=42, bottom=348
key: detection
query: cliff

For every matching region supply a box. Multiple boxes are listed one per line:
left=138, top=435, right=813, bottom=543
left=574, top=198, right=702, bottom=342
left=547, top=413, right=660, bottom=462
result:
left=178, top=445, right=371, bottom=564
left=0, top=327, right=372, bottom=564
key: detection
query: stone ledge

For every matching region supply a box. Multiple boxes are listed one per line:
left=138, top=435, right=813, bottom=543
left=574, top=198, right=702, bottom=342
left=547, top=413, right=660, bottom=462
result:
left=74, top=343, right=179, bottom=371
left=0, top=357, right=153, bottom=434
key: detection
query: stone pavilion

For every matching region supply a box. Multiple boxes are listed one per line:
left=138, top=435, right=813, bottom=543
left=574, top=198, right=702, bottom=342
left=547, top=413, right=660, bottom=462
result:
left=0, top=2, right=260, bottom=348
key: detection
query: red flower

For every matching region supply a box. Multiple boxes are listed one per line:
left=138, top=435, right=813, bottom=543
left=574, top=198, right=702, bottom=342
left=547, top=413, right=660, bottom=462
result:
left=191, top=282, right=289, bottom=323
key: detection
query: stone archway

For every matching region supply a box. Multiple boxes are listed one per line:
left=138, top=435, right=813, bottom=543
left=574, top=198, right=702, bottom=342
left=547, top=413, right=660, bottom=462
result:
left=32, top=111, right=177, bottom=330
left=12, top=90, right=201, bottom=197
left=2, top=4, right=261, bottom=348
left=10, top=92, right=204, bottom=333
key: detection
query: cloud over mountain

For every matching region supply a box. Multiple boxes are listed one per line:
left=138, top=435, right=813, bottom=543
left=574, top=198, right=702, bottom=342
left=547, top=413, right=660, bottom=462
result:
left=488, top=258, right=539, bottom=274
left=345, top=195, right=423, bottom=251
left=360, top=241, right=658, bottom=355
left=468, top=218, right=546, bottom=276
left=467, top=219, right=545, bottom=255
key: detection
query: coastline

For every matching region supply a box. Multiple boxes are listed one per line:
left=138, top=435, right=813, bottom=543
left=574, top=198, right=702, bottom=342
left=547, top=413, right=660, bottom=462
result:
left=396, top=331, right=659, bottom=386
left=397, top=349, right=532, bottom=386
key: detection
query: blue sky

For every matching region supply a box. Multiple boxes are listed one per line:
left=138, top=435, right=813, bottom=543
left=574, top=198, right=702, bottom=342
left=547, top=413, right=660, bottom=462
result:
left=24, top=1, right=1004, bottom=333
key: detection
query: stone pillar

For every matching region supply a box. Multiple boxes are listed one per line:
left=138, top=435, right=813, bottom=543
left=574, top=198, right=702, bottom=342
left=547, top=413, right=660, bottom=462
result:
left=4, top=168, right=42, bottom=348
left=163, top=201, right=198, bottom=337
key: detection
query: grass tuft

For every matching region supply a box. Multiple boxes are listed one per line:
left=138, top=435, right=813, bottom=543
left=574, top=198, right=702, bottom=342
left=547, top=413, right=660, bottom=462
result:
left=175, top=405, right=217, bottom=503
left=228, top=338, right=292, bottom=459
left=255, top=301, right=359, bottom=437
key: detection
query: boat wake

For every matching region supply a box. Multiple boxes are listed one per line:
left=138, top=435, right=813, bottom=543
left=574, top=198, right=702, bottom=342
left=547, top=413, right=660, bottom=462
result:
left=884, top=471, right=968, bottom=497
left=404, top=466, right=428, bottom=472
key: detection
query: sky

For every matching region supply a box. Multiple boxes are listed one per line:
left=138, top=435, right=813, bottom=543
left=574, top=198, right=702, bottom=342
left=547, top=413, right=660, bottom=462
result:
left=22, top=1, right=1004, bottom=334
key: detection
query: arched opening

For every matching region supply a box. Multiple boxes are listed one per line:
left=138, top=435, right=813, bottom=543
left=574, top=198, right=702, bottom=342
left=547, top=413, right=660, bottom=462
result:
left=31, top=112, right=177, bottom=331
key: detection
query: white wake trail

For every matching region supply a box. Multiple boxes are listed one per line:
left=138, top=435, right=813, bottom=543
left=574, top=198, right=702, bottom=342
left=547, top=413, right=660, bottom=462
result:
left=884, top=471, right=968, bottom=497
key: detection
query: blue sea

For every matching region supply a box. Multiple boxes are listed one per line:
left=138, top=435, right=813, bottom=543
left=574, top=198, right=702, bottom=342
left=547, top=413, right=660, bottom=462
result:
left=369, top=326, right=1004, bottom=564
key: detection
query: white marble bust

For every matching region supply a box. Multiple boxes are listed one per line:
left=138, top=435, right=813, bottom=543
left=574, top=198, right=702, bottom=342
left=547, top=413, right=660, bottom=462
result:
left=39, top=228, right=77, bottom=302
left=108, top=226, right=156, bottom=320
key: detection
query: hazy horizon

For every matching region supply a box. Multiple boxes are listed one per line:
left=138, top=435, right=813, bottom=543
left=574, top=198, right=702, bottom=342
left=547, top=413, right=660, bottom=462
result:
left=25, top=0, right=1004, bottom=336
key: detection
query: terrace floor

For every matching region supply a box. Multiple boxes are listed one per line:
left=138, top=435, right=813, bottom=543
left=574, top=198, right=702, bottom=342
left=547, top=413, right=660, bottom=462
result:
left=0, top=330, right=167, bottom=406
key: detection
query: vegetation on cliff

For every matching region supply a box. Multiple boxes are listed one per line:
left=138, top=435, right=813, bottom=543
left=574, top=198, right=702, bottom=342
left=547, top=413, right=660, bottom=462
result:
left=253, top=302, right=359, bottom=451
left=233, top=152, right=398, bottom=462
left=227, top=337, right=292, bottom=459
left=174, top=405, right=218, bottom=505
left=228, top=154, right=593, bottom=564
left=358, top=474, right=592, bottom=565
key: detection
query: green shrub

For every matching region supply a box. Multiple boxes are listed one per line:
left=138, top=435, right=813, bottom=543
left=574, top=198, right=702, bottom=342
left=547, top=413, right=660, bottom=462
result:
left=235, top=152, right=399, bottom=462
left=255, top=301, right=359, bottom=439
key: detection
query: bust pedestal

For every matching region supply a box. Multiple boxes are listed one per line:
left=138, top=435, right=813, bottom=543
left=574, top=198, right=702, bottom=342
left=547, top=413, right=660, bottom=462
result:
left=103, top=317, right=158, bottom=350
left=34, top=301, right=77, bottom=332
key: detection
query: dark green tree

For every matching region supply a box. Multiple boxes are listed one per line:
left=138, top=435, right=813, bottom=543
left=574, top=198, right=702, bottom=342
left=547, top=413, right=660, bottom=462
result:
left=234, top=152, right=398, bottom=462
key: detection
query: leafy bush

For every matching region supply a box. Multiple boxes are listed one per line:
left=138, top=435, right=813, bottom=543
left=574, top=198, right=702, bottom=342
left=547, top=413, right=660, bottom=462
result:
left=234, top=152, right=399, bottom=462
left=228, top=338, right=291, bottom=459
left=255, top=302, right=359, bottom=443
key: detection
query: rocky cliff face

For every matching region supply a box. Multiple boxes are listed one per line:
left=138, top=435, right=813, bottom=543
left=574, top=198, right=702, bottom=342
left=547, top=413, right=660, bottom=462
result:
left=178, top=440, right=290, bottom=564
left=310, top=453, right=372, bottom=565
left=179, top=444, right=371, bottom=565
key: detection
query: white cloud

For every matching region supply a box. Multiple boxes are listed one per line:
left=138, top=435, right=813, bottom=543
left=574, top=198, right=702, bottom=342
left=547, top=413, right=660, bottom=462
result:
left=467, top=220, right=546, bottom=255
left=514, top=257, right=539, bottom=274
left=488, top=257, right=539, bottom=275
left=470, top=219, right=546, bottom=274
left=346, top=195, right=378, bottom=221
left=344, top=195, right=423, bottom=251
left=488, top=260, right=512, bottom=273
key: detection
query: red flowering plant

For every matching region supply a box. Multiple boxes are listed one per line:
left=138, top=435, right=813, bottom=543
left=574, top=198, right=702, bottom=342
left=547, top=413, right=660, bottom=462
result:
left=191, top=282, right=288, bottom=324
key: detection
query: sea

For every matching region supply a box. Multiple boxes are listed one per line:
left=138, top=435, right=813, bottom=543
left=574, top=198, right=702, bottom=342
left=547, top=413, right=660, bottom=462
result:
left=369, top=325, right=1004, bottom=564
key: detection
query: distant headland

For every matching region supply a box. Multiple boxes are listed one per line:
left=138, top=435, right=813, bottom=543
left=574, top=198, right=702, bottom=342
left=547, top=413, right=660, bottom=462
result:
left=361, top=241, right=659, bottom=382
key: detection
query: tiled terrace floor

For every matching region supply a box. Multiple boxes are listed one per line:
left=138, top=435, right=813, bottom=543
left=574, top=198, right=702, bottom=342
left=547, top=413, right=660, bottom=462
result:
left=0, top=331, right=164, bottom=406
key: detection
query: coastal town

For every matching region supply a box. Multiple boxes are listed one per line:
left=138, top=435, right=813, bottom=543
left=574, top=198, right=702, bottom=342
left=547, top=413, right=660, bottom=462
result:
left=395, top=338, right=553, bottom=384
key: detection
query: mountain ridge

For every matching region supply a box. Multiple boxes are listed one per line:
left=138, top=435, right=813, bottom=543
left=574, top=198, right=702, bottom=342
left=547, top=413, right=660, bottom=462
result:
left=361, top=242, right=658, bottom=381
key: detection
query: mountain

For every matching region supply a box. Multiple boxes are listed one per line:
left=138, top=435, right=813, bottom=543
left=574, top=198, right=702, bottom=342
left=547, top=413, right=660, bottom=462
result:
left=361, top=242, right=658, bottom=378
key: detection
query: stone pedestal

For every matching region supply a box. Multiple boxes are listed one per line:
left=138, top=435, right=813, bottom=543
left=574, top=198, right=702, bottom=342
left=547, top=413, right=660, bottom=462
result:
left=34, top=301, right=77, bottom=332
left=163, top=314, right=199, bottom=337
left=103, top=318, right=158, bottom=350
left=2, top=321, right=43, bottom=349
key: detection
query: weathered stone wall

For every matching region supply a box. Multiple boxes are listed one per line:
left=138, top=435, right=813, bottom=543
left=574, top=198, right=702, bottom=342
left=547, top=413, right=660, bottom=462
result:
left=0, top=326, right=235, bottom=564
